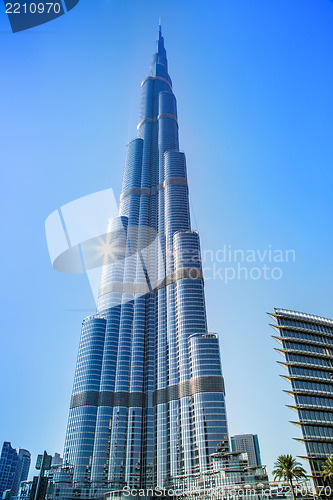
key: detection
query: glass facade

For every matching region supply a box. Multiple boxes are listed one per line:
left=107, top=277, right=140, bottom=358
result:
left=12, top=449, right=31, bottom=497
left=0, top=443, right=31, bottom=499
left=171, top=450, right=269, bottom=500
left=62, top=26, right=229, bottom=499
left=0, top=442, right=18, bottom=498
left=270, top=308, right=333, bottom=495
left=231, top=434, right=262, bottom=467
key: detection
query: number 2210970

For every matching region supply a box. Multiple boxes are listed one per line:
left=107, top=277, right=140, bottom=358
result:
left=5, top=3, right=61, bottom=14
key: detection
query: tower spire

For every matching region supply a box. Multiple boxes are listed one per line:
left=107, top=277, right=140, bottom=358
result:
left=151, top=20, right=169, bottom=81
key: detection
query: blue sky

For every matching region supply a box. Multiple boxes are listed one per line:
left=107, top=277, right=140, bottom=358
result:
left=0, top=0, right=332, bottom=480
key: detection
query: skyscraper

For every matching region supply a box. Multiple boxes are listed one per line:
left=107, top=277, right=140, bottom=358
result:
left=0, top=442, right=31, bottom=498
left=230, top=434, right=262, bottom=468
left=63, top=25, right=229, bottom=498
left=12, top=448, right=31, bottom=497
left=270, top=308, right=333, bottom=495
left=0, top=442, right=18, bottom=498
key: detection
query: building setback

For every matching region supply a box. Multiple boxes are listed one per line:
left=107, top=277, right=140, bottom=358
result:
left=230, top=434, right=262, bottom=467
left=62, top=25, right=230, bottom=499
left=270, top=308, right=333, bottom=495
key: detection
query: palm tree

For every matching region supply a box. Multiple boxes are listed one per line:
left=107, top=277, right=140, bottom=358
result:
left=272, top=454, right=307, bottom=500
left=322, top=456, right=333, bottom=482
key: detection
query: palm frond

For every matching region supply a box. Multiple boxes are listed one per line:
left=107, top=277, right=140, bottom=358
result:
left=322, top=456, right=333, bottom=480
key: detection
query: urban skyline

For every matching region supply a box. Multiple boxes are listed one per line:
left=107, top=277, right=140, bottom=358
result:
left=1, top=0, right=333, bottom=484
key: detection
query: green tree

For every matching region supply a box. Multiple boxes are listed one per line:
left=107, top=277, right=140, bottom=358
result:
left=272, top=454, right=307, bottom=500
left=322, top=456, right=333, bottom=482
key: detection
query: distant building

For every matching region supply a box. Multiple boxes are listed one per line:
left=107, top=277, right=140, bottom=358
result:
left=43, top=464, right=74, bottom=500
left=0, top=443, right=18, bottom=498
left=230, top=434, right=262, bottom=467
left=0, top=443, right=30, bottom=499
left=134, top=450, right=269, bottom=500
left=17, top=480, right=32, bottom=500
left=51, top=454, right=63, bottom=467
left=12, top=449, right=31, bottom=497
left=270, top=308, right=333, bottom=495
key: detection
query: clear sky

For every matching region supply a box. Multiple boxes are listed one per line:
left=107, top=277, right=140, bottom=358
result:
left=0, top=0, right=332, bottom=481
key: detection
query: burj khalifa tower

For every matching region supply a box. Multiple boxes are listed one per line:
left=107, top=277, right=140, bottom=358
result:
left=63, top=25, right=230, bottom=499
